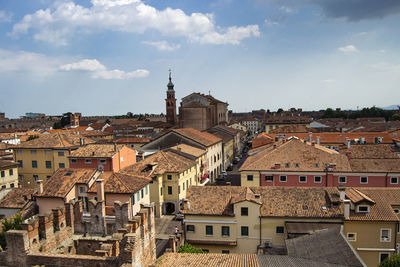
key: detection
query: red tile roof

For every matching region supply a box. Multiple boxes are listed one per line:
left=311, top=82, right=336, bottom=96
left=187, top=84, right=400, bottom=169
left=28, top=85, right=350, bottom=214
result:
left=172, top=128, right=222, bottom=147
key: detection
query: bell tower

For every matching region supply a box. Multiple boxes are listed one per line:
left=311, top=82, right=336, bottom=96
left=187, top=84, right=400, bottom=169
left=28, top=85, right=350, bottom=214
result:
left=165, top=70, right=177, bottom=125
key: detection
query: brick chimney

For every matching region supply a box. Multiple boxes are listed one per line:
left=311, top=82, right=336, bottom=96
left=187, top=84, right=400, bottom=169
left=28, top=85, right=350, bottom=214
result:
left=338, top=185, right=346, bottom=201
left=37, top=180, right=43, bottom=194
left=96, top=179, right=105, bottom=202
left=343, top=199, right=350, bottom=218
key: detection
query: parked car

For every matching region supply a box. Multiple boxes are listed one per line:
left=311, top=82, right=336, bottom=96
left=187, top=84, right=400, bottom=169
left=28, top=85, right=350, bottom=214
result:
left=227, top=165, right=233, bottom=171
left=221, top=171, right=228, bottom=176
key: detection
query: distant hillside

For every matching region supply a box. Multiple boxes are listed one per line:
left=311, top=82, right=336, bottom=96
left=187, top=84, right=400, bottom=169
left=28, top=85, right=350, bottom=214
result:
left=381, top=105, right=400, bottom=110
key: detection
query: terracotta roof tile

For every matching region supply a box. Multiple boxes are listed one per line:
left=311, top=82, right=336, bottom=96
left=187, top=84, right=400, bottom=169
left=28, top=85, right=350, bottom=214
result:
left=15, top=132, right=95, bottom=149
left=349, top=158, right=400, bottom=172
left=240, top=138, right=351, bottom=172
left=0, top=188, right=35, bottom=209
left=0, top=160, right=18, bottom=169
left=35, top=168, right=97, bottom=198
left=172, top=128, right=222, bottom=147
left=168, top=144, right=206, bottom=158
left=115, top=137, right=151, bottom=143
left=156, top=253, right=259, bottom=267
left=184, top=186, right=343, bottom=219
left=346, top=188, right=400, bottom=221
left=70, top=144, right=130, bottom=158
left=340, top=144, right=398, bottom=159
left=88, top=172, right=151, bottom=194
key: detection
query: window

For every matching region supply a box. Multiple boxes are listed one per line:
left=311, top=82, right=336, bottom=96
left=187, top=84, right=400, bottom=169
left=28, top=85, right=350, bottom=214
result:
left=347, top=232, right=357, bottom=241
left=9, top=169, right=13, bottom=176
left=1, top=186, right=5, bottom=189
left=187, top=225, right=195, bottom=232
left=314, top=176, right=322, bottom=183
left=247, top=175, right=253, bottom=181
left=381, top=229, right=391, bottom=242
left=241, top=207, right=248, bottom=216
left=285, top=163, right=290, bottom=168
left=18, top=160, right=23, bottom=168
left=17, top=150, right=22, bottom=154
left=357, top=205, right=370, bottom=213
left=136, top=192, right=140, bottom=201
left=19, top=175, right=24, bottom=182
left=394, top=209, right=400, bottom=214
left=380, top=253, right=390, bottom=263
left=79, top=187, right=86, bottom=193
left=100, top=159, right=106, bottom=164
left=58, top=151, right=65, bottom=156
left=0, top=171, right=4, bottom=178
left=360, top=177, right=368, bottom=184
left=241, top=226, right=249, bottom=237
left=10, top=183, right=14, bottom=188
left=314, top=163, right=319, bottom=168
left=276, top=226, right=284, bottom=234
left=265, top=175, right=273, bottom=182
left=131, top=194, right=135, bottom=205
left=167, top=175, right=172, bottom=180
left=45, top=161, right=52, bottom=169
left=141, top=188, right=144, bottom=198
left=299, top=176, right=307, bottom=183
left=32, top=160, right=38, bottom=168
left=145, top=185, right=148, bottom=195
left=280, top=176, right=287, bottom=182
left=168, top=186, right=172, bottom=195
left=46, top=176, right=51, bottom=179
left=31, top=150, right=37, bottom=154
left=59, top=163, right=65, bottom=168
left=295, top=163, right=300, bottom=168
left=221, top=226, right=230, bottom=236
left=206, top=225, right=213, bottom=236
left=33, top=175, right=38, bottom=182
left=183, top=183, right=185, bottom=191
left=178, top=185, right=181, bottom=194
left=391, top=177, right=398, bottom=184
left=71, top=158, right=77, bottom=163
left=85, top=159, right=92, bottom=164
left=339, top=176, right=346, bottom=184
left=45, top=150, right=51, bottom=155
left=222, top=250, right=230, bottom=254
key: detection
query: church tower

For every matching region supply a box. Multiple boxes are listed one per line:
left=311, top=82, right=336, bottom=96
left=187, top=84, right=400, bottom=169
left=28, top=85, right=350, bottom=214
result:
left=165, top=70, right=177, bottom=125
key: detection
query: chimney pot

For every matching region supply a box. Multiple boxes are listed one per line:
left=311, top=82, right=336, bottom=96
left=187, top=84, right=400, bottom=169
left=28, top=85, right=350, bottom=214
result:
left=96, top=179, right=105, bottom=202
left=37, top=180, right=43, bottom=194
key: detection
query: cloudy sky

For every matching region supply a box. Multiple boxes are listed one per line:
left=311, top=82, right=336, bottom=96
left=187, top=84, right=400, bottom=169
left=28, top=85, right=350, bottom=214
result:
left=0, top=0, right=399, bottom=118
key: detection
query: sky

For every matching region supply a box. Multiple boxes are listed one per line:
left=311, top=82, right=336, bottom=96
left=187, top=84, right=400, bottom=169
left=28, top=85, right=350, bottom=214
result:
left=0, top=0, right=399, bottom=118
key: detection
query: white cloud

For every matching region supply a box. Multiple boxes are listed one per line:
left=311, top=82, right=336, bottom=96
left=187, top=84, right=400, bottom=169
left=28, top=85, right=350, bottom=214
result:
left=59, top=59, right=106, bottom=71
left=10, top=0, right=259, bottom=46
left=264, top=19, right=279, bottom=26
left=279, top=6, right=295, bottom=13
left=321, top=79, right=336, bottom=83
left=370, top=62, right=400, bottom=73
left=0, top=10, right=12, bottom=22
left=338, top=45, right=359, bottom=53
left=378, top=49, right=386, bottom=53
left=59, top=59, right=149, bottom=79
left=0, top=49, right=59, bottom=75
left=142, top=40, right=181, bottom=51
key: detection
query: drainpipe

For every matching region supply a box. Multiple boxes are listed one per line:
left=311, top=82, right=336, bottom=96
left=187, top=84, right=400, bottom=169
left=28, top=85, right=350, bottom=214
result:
left=395, top=222, right=398, bottom=254
left=385, top=172, right=389, bottom=187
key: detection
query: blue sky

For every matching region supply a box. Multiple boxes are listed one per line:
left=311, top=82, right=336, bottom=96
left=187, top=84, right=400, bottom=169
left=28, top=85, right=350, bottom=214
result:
left=0, top=0, right=399, bottom=118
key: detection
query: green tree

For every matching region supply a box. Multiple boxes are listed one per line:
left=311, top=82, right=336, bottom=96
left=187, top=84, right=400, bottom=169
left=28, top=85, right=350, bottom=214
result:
left=178, top=243, right=207, bottom=253
left=277, top=108, right=283, bottom=113
left=0, top=213, right=23, bottom=249
left=27, top=135, right=39, bottom=141
left=391, top=114, right=400, bottom=121
left=380, top=254, right=400, bottom=267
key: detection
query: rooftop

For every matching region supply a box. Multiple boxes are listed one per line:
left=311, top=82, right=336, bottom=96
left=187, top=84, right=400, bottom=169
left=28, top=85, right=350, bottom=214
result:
left=88, top=172, right=151, bottom=194
left=172, top=128, right=222, bottom=147
left=0, top=160, right=19, bottom=169
left=0, top=188, right=35, bottom=209
left=168, top=143, right=206, bottom=158
left=183, top=186, right=343, bottom=219
left=35, top=168, right=97, bottom=198
left=70, top=143, right=130, bottom=158
left=240, top=138, right=351, bottom=172
left=15, top=132, right=94, bottom=149
left=156, top=253, right=258, bottom=267
left=115, top=137, right=151, bottom=144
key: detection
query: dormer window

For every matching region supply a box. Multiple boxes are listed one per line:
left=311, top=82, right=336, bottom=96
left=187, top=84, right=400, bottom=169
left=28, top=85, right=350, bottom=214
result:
left=314, top=163, right=319, bottom=168
left=357, top=205, right=370, bottom=213
left=285, top=163, right=290, bottom=168
left=394, top=208, right=400, bottom=214
left=295, top=163, right=299, bottom=168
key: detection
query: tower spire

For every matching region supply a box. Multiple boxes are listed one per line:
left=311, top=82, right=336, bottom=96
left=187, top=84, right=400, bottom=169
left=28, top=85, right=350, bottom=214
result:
left=169, top=68, right=172, bottom=82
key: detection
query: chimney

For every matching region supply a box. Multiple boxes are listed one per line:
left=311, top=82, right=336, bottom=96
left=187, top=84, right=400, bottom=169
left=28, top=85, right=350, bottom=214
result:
left=273, top=144, right=277, bottom=149
left=311, top=142, right=315, bottom=146
left=186, top=201, right=190, bottom=210
left=282, top=139, right=286, bottom=144
left=309, top=132, right=313, bottom=142
left=343, top=199, right=350, bottom=218
left=345, top=138, right=350, bottom=149
left=96, top=179, right=105, bottom=202
left=338, top=186, right=346, bottom=200
left=274, top=163, right=280, bottom=169
left=79, top=138, right=84, bottom=146
left=317, top=136, right=320, bottom=145
left=177, top=146, right=182, bottom=152
left=37, top=180, right=43, bottom=194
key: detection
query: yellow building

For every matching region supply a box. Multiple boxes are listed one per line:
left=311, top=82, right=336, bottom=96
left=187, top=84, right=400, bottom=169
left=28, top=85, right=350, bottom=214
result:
left=343, top=188, right=400, bottom=267
left=0, top=160, right=19, bottom=189
left=182, top=186, right=344, bottom=254
left=13, top=132, right=94, bottom=188
left=122, top=144, right=207, bottom=217
left=264, top=116, right=310, bottom=134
